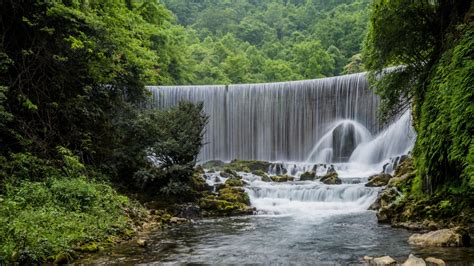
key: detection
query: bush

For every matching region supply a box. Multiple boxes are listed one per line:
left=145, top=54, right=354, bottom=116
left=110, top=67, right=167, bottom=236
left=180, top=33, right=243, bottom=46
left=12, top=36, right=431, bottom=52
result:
left=0, top=177, right=142, bottom=264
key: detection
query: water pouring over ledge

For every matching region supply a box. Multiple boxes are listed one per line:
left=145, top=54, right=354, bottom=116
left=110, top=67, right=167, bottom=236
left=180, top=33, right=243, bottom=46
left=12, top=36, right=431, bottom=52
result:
left=148, top=72, right=415, bottom=176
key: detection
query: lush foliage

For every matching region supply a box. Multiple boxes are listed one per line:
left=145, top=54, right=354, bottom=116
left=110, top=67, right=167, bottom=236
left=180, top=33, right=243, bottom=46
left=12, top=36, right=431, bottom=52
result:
left=0, top=0, right=207, bottom=263
left=163, top=0, right=371, bottom=84
left=364, top=0, right=473, bottom=194
left=0, top=151, right=147, bottom=264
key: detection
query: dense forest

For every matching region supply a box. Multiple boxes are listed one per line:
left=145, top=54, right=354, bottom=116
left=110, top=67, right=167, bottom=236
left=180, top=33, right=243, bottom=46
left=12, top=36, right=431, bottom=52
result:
left=162, top=0, right=369, bottom=84
left=0, top=0, right=472, bottom=264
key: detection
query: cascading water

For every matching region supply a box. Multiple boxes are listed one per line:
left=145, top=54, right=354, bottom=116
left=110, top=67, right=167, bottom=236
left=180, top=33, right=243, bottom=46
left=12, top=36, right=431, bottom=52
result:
left=149, top=72, right=415, bottom=217
left=149, top=73, right=381, bottom=162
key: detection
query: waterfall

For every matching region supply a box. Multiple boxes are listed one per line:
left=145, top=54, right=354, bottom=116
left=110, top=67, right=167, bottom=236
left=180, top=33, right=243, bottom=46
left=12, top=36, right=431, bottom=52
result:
left=149, top=73, right=383, bottom=162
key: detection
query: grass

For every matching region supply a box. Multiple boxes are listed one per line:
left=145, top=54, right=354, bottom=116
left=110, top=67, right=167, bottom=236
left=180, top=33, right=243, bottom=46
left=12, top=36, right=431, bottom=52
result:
left=0, top=177, right=147, bottom=264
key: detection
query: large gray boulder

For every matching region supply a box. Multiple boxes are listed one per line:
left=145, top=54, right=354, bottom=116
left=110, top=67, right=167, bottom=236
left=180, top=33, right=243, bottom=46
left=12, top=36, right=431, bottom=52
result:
left=408, top=228, right=470, bottom=247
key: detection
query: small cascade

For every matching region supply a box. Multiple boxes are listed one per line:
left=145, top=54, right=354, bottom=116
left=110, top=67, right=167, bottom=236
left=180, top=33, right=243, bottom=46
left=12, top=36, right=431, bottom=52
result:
left=305, top=120, right=373, bottom=163
left=349, top=110, right=416, bottom=167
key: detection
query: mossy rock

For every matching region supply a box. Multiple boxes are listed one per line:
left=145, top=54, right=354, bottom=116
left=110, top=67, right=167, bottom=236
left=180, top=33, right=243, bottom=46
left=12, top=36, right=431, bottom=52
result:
left=225, top=177, right=244, bottom=187
left=394, top=157, right=414, bottom=177
left=366, top=173, right=392, bottom=187
left=198, top=196, right=252, bottom=216
left=227, top=160, right=271, bottom=172
left=220, top=168, right=241, bottom=179
left=219, top=187, right=250, bottom=205
left=202, top=160, right=226, bottom=170
left=320, top=172, right=341, bottom=185
left=78, top=242, right=100, bottom=253
left=271, top=175, right=294, bottom=182
left=300, top=171, right=316, bottom=181
left=252, top=169, right=271, bottom=182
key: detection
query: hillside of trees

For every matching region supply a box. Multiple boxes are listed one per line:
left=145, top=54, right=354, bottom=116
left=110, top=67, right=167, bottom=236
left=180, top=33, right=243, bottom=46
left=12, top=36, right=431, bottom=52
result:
left=163, top=0, right=370, bottom=84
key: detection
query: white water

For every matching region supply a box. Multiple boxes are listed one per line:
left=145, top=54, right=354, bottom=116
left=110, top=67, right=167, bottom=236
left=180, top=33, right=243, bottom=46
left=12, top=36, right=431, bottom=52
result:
left=151, top=72, right=415, bottom=218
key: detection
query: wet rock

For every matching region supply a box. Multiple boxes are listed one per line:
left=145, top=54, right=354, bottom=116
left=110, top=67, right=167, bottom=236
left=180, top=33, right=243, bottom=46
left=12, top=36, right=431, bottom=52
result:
left=228, top=160, right=271, bottom=172
left=252, top=169, right=271, bottom=182
left=408, top=228, right=470, bottom=247
left=327, top=164, right=337, bottom=174
left=270, top=175, right=294, bottom=182
left=202, top=160, right=226, bottom=170
left=300, top=171, right=316, bottom=181
left=225, top=177, right=244, bottom=187
left=170, top=217, right=188, bottom=224
left=366, top=173, right=392, bottom=187
left=402, top=254, right=426, bottom=266
left=173, top=204, right=201, bottom=219
left=425, top=257, right=445, bottom=266
left=370, top=187, right=401, bottom=220
left=320, top=171, right=341, bottom=185
left=363, top=255, right=374, bottom=262
left=220, top=168, right=241, bottom=179
left=372, top=256, right=396, bottom=265
left=137, top=239, right=147, bottom=247
left=270, top=163, right=287, bottom=175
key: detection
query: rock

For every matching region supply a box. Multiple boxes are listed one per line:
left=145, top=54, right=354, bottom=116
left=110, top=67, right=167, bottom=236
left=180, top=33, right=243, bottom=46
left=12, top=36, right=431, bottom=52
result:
left=372, top=256, right=397, bottom=265
left=54, top=253, right=71, bottom=264
left=425, top=257, right=445, bottom=266
left=270, top=175, right=294, bottom=182
left=228, top=160, right=271, bottom=172
left=252, top=169, right=271, bottom=182
left=366, top=173, right=392, bottom=187
left=137, top=239, right=147, bottom=247
left=300, top=171, right=316, bottom=181
left=402, top=254, right=426, bottom=266
left=408, top=228, right=470, bottom=247
left=202, top=160, right=226, bottom=170
left=363, top=255, right=374, bottom=262
left=270, top=163, right=287, bottom=175
left=370, top=187, right=401, bottom=222
left=225, top=177, right=244, bottom=187
left=320, top=171, right=341, bottom=185
left=220, top=168, right=241, bottom=179
left=170, top=217, right=188, bottom=224
left=173, top=204, right=201, bottom=219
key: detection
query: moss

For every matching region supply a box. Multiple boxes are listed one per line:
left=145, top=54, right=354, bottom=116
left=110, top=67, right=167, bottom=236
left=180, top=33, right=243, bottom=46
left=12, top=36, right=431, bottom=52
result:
left=300, top=171, right=316, bottom=181
left=201, top=160, right=226, bottom=170
left=219, top=187, right=250, bottom=205
left=252, top=169, right=271, bottom=182
left=77, top=242, right=100, bottom=253
left=227, top=160, right=271, bottom=172
left=270, top=175, right=294, bottom=182
left=320, top=172, right=341, bottom=185
left=225, top=177, right=244, bottom=187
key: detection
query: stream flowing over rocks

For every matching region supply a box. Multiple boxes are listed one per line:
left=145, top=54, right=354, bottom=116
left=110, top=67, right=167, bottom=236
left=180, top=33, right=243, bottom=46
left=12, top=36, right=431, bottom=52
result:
left=79, top=74, right=474, bottom=264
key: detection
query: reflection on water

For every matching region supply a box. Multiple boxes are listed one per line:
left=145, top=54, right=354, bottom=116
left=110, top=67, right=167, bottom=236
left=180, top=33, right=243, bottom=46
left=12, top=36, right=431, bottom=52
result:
left=77, top=212, right=474, bottom=265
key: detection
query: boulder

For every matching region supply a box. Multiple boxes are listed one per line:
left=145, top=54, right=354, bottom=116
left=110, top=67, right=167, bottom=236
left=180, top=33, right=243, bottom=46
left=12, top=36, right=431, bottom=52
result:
left=225, top=177, right=244, bottom=187
left=300, top=171, right=316, bottom=181
left=408, top=228, right=470, bottom=247
left=252, top=169, right=271, bottom=182
left=271, top=175, right=294, bottom=182
left=202, top=160, right=226, bottom=170
left=366, top=173, right=392, bottom=187
left=372, top=256, right=397, bottom=265
left=220, top=168, right=241, bottom=179
left=137, top=239, right=147, bottom=247
left=320, top=171, right=341, bottom=185
left=371, top=187, right=400, bottom=210
left=402, top=254, right=426, bottom=266
left=425, top=257, right=445, bottom=266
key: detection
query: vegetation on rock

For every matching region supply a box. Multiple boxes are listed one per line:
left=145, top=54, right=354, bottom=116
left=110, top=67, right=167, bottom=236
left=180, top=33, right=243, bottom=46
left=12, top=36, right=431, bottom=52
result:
left=365, top=0, right=473, bottom=227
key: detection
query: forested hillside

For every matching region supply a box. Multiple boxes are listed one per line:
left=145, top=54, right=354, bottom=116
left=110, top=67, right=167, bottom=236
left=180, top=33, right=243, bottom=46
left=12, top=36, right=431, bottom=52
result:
left=163, top=0, right=370, bottom=84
